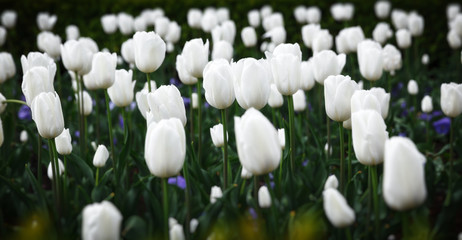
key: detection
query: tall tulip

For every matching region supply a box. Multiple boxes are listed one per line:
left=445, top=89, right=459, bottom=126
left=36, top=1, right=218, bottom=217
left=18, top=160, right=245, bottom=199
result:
left=324, top=75, right=358, bottom=122
left=21, top=66, right=56, bottom=106
left=357, top=40, right=383, bottom=82
left=312, top=50, right=346, bottom=85
left=203, top=59, right=235, bottom=109
left=108, top=69, right=136, bottom=107
left=351, top=88, right=390, bottom=119
left=82, top=201, right=122, bottom=240
left=83, top=52, right=117, bottom=90
left=181, top=38, right=209, bottom=78
left=55, top=128, right=72, bottom=155
left=30, top=92, right=64, bottom=139
left=147, top=85, right=187, bottom=127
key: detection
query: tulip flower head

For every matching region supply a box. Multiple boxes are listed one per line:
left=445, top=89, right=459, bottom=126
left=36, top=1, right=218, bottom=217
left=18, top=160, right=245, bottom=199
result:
left=133, top=31, right=166, bottom=74
left=82, top=201, right=122, bottom=240
left=324, top=75, right=359, bottom=122
left=323, top=188, right=355, bottom=227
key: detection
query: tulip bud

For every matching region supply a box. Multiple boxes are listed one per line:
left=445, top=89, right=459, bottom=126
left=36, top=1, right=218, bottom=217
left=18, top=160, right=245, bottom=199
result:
left=37, top=12, right=57, bottom=31
left=133, top=16, right=147, bottom=32
left=324, top=175, right=339, bottom=190
left=118, top=13, right=134, bottom=35
left=75, top=91, right=93, bottom=116
left=241, top=27, right=257, bottom=47
left=262, top=13, right=283, bottom=32
left=352, top=110, right=388, bottom=166
left=145, top=118, right=186, bottom=178
left=165, top=21, right=181, bottom=44
left=391, top=9, right=408, bottom=30
left=372, top=22, right=393, bottom=45
left=93, top=145, right=109, bottom=168
left=31, top=92, right=64, bottom=139
left=301, top=24, right=321, bottom=49
left=248, top=10, right=260, bottom=27
left=202, top=59, right=234, bottom=110
left=201, top=11, right=218, bottom=33
left=170, top=224, right=184, bottom=240
left=375, top=1, right=391, bottom=19
left=266, top=43, right=302, bottom=95
left=407, top=12, right=424, bottom=37
left=447, top=30, right=461, bottom=49
left=421, top=95, right=433, bottom=113
left=323, top=188, right=355, bottom=227
left=382, top=44, right=402, bottom=73
left=294, top=6, right=307, bottom=24
left=155, top=17, right=170, bottom=38
left=66, top=25, right=79, bottom=41
left=83, top=52, right=117, bottom=90
left=1, top=10, right=17, bottom=29
left=191, top=93, right=198, bottom=109
left=351, top=88, right=390, bottom=119
left=260, top=5, right=273, bottom=19
left=383, top=136, right=426, bottom=211
left=357, top=40, right=383, bottom=81
left=101, top=14, right=118, bottom=34
left=21, top=65, right=56, bottom=106
left=47, top=158, right=64, bottom=180
left=241, top=167, right=253, bottom=179
left=0, top=52, right=16, bottom=84
left=187, top=9, right=202, bottom=29
left=278, top=128, right=285, bottom=149
left=181, top=38, right=209, bottom=78
left=210, top=123, right=227, bottom=148
left=212, top=40, right=233, bottom=61
left=407, top=80, right=418, bottom=95
left=335, top=26, right=365, bottom=54
left=307, top=7, right=321, bottom=24
left=20, top=130, right=28, bottom=143
left=82, top=201, right=122, bottom=240
left=235, top=108, right=281, bottom=176
left=37, top=31, right=61, bottom=60
left=262, top=26, right=286, bottom=45
left=324, top=75, right=359, bottom=122
left=447, top=4, right=460, bottom=21
left=268, top=84, right=284, bottom=108
left=258, top=186, right=272, bottom=208
left=300, top=59, right=315, bottom=91
left=136, top=88, right=152, bottom=119
left=55, top=128, right=72, bottom=155
left=396, top=29, right=412, bottom=49
left=133, top=31, right=166, bottom=74
left=343, top=118, right=352, bottom=129
left=210, top=186, right=223, bottom=203
left=233, top=58, right=271, bottom=109
left=312, top=30, right=333, bottom=54
left=312, top=50, right=346, bottom=85
left=212, top=20, right=235, bottom=45
left=147, top=85, right=187, bottom=126
left=121, top=38, right=135, bottom=65
left=325, top=142, right=333, bottom=156
left=330, top=3, right=354, bottom=21
left=61, top=39, right=96, bottom=75
left=176, top=55, right=198, bottom=85
left=441, top=82, right=462, bottom=117
left=293, top=89, right=306, bottom=112
left=190, top=219, right=199, bottom=233
left=108, top=69, right=136, bottom=107
left=421, top=54, right=429, bottom=65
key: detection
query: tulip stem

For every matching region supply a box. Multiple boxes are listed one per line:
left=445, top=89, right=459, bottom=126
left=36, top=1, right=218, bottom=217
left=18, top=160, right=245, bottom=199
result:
left=2, top=99, right=27, bottom=105
left=338, top=123, right=344, bottom=193
left=347, top=130, right=352, bottom=182
left=146, top=73, right=152, bottom=92
left=79, top=75, right=86, bottom=158
left=287, top=95, right=295, bottom=174
left=445, top=117, right=454, bottom=206
left=162, top=178, right=169, bottom=240
left=47, top=139, right=57, bottom=208
left=197, top=80, right=202, bottom=167
left=189, top=86, right=194, bottom=146
left=104, top=90, right=116, bottom=177
left=56, top=60, right=62, bottom=96
left=221, top=108, right=229, bottom=189
left=370, top=165, right=380, bottom=239
left=37, top=134, right=42, bottom=187
left=122, top=108, right=129, bottom=144
left=253, top=176, right=258, bottom=207
left=183, top=162, right=191, bottom=240
left=95, top=167, right=99, bottom=186
left=49, top=138, right=61, bottom=216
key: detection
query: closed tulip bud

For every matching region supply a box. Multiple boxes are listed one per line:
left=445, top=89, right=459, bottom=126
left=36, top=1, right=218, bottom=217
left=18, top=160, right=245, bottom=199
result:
left=447, top=4, right=460, bottom=21
left=212, top=21, right=235, bottom=45
left=47, top=158, right=64, bottom=180
left=181, top=38, right=209, bottom=78
left=118, top=13, right=134, bottom=35
left=212, top=40, right=233, bottom=61
left=330, top=3, right=355, bottom=22
left=22, top=66, right=56, bottom=106
left=408, top=12, right=424, bottom=37
left=0, top=93, right=5, bottom=114
left=170, top=224, right=184, bottom=240
left=421, top=95, right=432, bottom=113
left=93, top=144, right=109, bottom=167
left=248, top=10, right=260, bottom=27
left=263, top=27, right=286, bottom=45
left=210, top=186, right=223, bottom=203
left=165, top=21, right=181, bottom=44
left=266, top=43, right=302, bottom=95
left=293, top=89, right=306, bottom=112
left=20, top=130, right=28, bottom=143
left=82, top=201, right=122, bottom=240
left=145, top=118, right=185, bottom=178
left=382, top=44, right=402, bottom=72
left=373, top=22, right=393, bottom=45
left=391, top=9, right=408, bottom=30
left=357, top=40, right=383, bottom=81
left=66, top=25, right=79, bottom=41
left=101, top=14, right=118, bottom=34
left=1, top=10, right=17, bottom=29
left=324, top=75, right=358, bottom=122
left=447, top=30, right=461, bottom=49
left=147, top=85, right=187, bottom=126
left=235, top=108, right=281, bottom=175
left=133, top=31, right=166, bottom=74
left=258, top=186, right=272, bottom=208
left=300, top=59, right=315, bottom=91
left=278, top=128, right=285, bottom=149
left=121, top=38, right=135, bottom=65
left=351, top=88, right=390, bottom=119
left=176, top=55, right=197, bottom=85
left=187, top=9, right=202, bottom=28
left=260, top=5, right=273, bottom=19
left=352, top=110, right=388, bottom=165
left=75, top=90, right=93, bottom=116
left=241, top=27, right=257, bottom=47
left=383, top=136, right=426, bottom=211
left=301, top=24, right=321, bottom=48
left=133, top=16, right=147, bottom=32
left=396, top=29, right=412, bottom=49
left=0, top=52, right=16, bottom=84
left=217, top=8, right=230, bottom=23
left=191, top=93, right=198, bottom=109
left=37, top=31, right=61, bottom=60
left=31, top=92, right=64, bottom=139
left=21, top=52, right=56, bottom=74
left=241, top=167, right=253, bottom=179
left=375, top=1, right=391, bottom=19
left=210, top=123, right=227, bottom=147
left=407, top=80, right=418, bottom=95
left=190, top=219, right=199, bottom=233
left=441, top=82, right=462, bottom=117
left=323, top=188, right=355, bottom=227
left=201, top=11, right=218, bottom=33
left=307, top=7, right=321, bottom=24
left=421, top=54, right=429, bottom=65
left=262, top=13, right=284, bottom=32
left=61, top=39, right=95, bottom=75
left=312, top=50, right=346, bottom=85
left=108, top=69, right=136, bottom=107
left=268, top=84, right=284, bottom=108
left=312, top=30, right=333, bottom=54
left=136, top=88, right=152, bottom=119
left=324, top=175, right=339, bottom=190
left=37, top=12, right=57, bottom=31
left=155, top=17, right=170, bottom=38
left=294, top=6, right=307, bottom=24
left=325, top=142, right=333, bottom=156
left=83, top=52, right=117, bottom=90
left=0, top=27, right=6, bottom=47
left=233, top=58, right=271, bottom=109
left=335, top=26, right=365, bottom=54
left=55, top=128, right=72, bottom=155
left=203, top=59, right=235, bottom=109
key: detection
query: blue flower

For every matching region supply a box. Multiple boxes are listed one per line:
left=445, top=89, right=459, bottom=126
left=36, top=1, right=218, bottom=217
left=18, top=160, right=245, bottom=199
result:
left=433, top=117, right=451, bottom=135
left=75, top=131, right=80, bottom=138
left=399, top=132, right=407, bottom=137
left=109, top=101, right=115, bottom=110
left=183, top=97, right=191, bottom=109
left=169, top=77, right=182, bottom=87
left=18, top=105, right=31, bottom=120
left=118, top=115, right=124, bottom=129
left=168, top=175, right=186, bottom=189
left=248, top=208, right=257, bottom=219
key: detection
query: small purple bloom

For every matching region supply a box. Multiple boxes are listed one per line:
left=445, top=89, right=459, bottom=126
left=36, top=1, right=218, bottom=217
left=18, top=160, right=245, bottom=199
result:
left=130, top=102, right=136, bottom=111
left=92, top=99, right=96, bottom=107
left=169, top=77, right=182, bottom=87
left=168, top=176, right=186, bottom=189
left=204, top=102, right=210, bottom=108
left=113, top=137, right=117, bottom=145
left=248, top=208, right=257, bottom=219
left=270, top=181, right=275, bottom=189
left=75, top=131, right=80, bottom=138
left=433, top=117, right=451, bottom=135
left=109, top=101, right=115, bottom=110
left=432, top=111, right=442, bottom=118
left=399, top=132, right=407, bottom=137
left=419, top=113, right=432, bottom=121
left=308, top=103, right=313, bottom=111
left=67, top=96, right=73, bottom=101
left=18, top=105, right=31, bottom=120
left=118, top=115, right=124, bottom=129
left=302, top=159, right=309, bottom=167
left=269, top=173, right=274, bottom=180
left=183, top=97, right=191, bottom=108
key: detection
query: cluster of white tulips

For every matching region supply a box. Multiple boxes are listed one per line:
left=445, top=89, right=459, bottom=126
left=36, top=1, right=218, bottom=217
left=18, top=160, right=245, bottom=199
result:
left=1, top=1, right=462, bottom=239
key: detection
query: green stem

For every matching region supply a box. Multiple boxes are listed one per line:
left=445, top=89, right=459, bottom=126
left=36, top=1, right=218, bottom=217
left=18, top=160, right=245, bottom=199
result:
left=37, top=135, right=42, bottom=187
left=346, top=227, right=352, bottom=240
left=63, top=155, right=68, bottom=206
left=94, top=93, right=100, bottom=144
left=271, top=108, right=277, bottom=127
left=2, top=99, right=27, bottom=105
left=95, top=167, right=100, bottom=186
left=197, top=80, right=202, bottom=167
left=347, top=130, right=352, bottom=182
left=162, top=178, right=169, bottom=240
left=253, top=176, right=258, bottom=206
left=339, top=123, right=345, bottom=193
left=371, top=165, right=380, bottom=239
left=79, top=75, right=86, bottom=158
left=104, top=90, right=116, bottom=175
left=56, top=60, right=62, bottom=96
left=240, top=179, right=247, bottom=196
left=183, top=162, right=191, bottom=240
left=326, top=116, right=330, bottom=162
left=445, top=117, right=454, bottom=206
left=47, top=139, right=57, bottom=208
left=122, top=108, right=129, bottom=144
left=189, top=86, right=194, bottom=146
left=49, top=138, right=61, bottom=215
left=221, top=109, right=229, bottom=189
left=287, top=95, right=295, bottom=173
left=146, top=73, right=152, bottom=92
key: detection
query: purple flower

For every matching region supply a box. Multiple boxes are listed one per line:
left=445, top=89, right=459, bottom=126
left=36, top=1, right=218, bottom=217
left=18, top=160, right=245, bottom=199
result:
left=18, top=105, right=31, bottom=120
left=109, top=101, right=115, bottom=110
left=75, top=131, right=80, bottom=138
left=204, top=102, right=210, bottom=109
left=183, top=97, right=191, bottom=108
left=433, top=117, right=451, bottom=135
left=302, top=160, right=309, bottom=167
left=419, top=113, right=432, bottom=121
left=169, top=77, right=182, bottom=87
left=248, top=208, right=257, bottom=219
left=92, top=99, right=96, bottom=107
left=269, top=173, right=274, bottom=180
left=130, top=102, right=136, bottom=111
left=392, top=82, right=403, bottom=97
left=118, top=115, right=124, bottom=129
left=399, top=132, right=407, bottom=137
left=432, top=111, right=442, bottom=118
left=168, top=176, right=186, bottom=189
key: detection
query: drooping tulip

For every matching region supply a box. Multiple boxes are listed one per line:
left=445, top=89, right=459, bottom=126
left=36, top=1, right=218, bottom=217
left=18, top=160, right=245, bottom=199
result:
left=266, top=43, right=302, bottom=95
left=323, top=188, right=355, bottom=227
left=108, top=69, right=136, bottom=107
left=383, top=137, right=426, bottom=211
left=147, top=85, right=187, bottom=126
left=233, top=58, right=271, bottom=109
left=82, top=201, right=122, bottom=240
left=357, top=40, right=383, bottom=81
left=55, top=128, right=72, bottom=155
left=203, top=59, right=235, bottom=109
left=133, top=31, right=166, bottom=73
left=31, top=92, right=64, bottom=139
left=441, top=82, right=462, bottom=117
left=324, top=75, right=358, bottom=122
left=312, top=50, right=346, bottom=85
left=258, top=186, right=272, bottom=208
